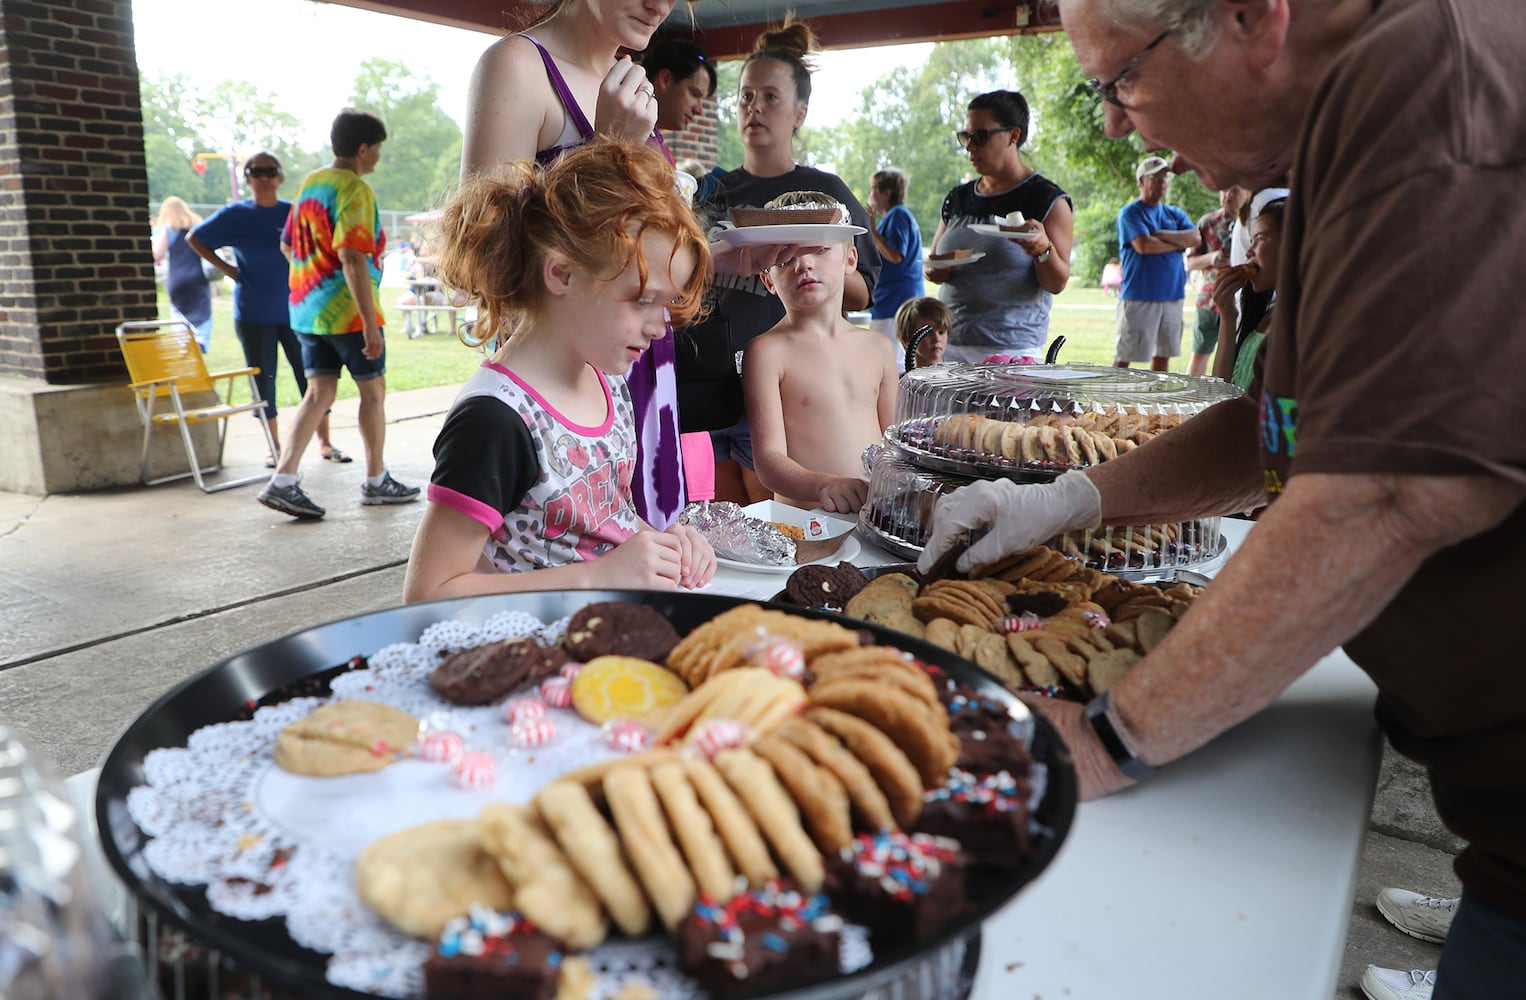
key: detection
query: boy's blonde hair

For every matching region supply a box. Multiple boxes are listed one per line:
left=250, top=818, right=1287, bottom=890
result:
left=894, top=296, right=952, bottom=346
left=437, top=139, right=711, bottom=347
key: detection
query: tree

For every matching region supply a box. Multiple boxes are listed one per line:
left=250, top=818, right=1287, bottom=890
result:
left=140, top=71, right=316, bottom=208
left=348, top=58, right=464, bottom=213
left=800, top=35, right=1221, bottom=285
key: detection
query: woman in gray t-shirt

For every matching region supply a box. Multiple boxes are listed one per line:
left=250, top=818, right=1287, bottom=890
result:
left=925, top=90, right=1073, bottom=363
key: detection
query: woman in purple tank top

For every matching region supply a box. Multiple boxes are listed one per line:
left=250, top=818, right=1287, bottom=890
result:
left=461, top=3, right=817, bottom=529
left=461, top=0, right=690, bottom=528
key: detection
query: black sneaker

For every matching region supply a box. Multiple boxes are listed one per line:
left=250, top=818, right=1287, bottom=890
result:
left=258, top=480, right=326, bottom=519
left=361, top=472, right=421, bottom=505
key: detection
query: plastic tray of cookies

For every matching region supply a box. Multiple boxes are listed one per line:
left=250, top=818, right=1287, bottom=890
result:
left=95, top=590, right=1076, bottom=1000
left=858, top=445, right=978, bottom=562
left=886, top=363, right=1241, bottom=481
left=858, top=445, right=1225, bottom=580
left=831, top=555, right=1210, bottom=703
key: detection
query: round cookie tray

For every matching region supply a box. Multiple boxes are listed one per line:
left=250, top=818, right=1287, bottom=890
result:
left=96, top=589, right=1076, bottom=1000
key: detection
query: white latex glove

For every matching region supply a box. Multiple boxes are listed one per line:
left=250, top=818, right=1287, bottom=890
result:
left=917, top=470, right=1103, bottom=575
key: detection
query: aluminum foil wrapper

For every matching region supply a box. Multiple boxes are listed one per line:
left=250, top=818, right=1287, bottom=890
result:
left=678, top=501, right=796, bottom=567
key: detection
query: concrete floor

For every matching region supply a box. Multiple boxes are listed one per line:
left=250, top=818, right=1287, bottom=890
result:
left=0, top=384, right=1461, bottom=998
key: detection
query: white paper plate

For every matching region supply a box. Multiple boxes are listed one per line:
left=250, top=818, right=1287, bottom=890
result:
left=970, top=223, right=1040, bottom=241
left=715, top=223, right=867, bottom=247
left=923, top=251, right=986, bottom=269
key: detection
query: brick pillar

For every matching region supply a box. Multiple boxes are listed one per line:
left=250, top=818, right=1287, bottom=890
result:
left=0, top=0, right=157, bottom=384
left=1, top=0, right=172, bottom=494
left=666, top=96, right=720, bottom=168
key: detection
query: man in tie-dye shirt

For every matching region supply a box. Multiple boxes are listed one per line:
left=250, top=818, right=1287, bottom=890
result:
left=258, top=108, right=419, bottom=520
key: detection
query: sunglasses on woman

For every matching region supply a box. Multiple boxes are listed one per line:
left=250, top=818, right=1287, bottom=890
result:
left=955, top=127, right=1013, bottom=149
left=245, top=166, right=281, bottom=179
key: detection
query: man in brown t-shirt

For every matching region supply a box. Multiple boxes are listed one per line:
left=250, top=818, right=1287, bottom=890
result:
left=917, top=1, right=1526, bottom=995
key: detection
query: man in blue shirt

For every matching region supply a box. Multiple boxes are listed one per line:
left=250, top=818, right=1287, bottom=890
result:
left=1114, top=155, right=1198, bottom=370
left=189, top=151, right=346, bottom=466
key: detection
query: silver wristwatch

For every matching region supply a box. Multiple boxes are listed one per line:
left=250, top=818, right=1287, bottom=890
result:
left=1034, top=246, right=1054, bottom=264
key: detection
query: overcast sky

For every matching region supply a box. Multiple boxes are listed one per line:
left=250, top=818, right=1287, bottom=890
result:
left=131, top=0, right=932, bottom=149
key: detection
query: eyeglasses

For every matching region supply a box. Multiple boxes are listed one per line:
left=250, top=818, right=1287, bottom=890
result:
left=1085, top=27, right=1175, bottom=109
left=244, top=166, right=281, bottom=178
left=955, top=127, right=1013, bottom=149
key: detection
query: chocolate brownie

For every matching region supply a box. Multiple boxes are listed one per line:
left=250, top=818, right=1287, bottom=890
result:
left=915, top=768, right=1031, bottom=871
left=423, top=910, right=563, bottom=1000
left=429, top=637, right=565, bottom=705
left=945, top=689, right=1034, bottom=775
left=677, top=880, right=843, bottom=997
left=824, top=831, right=966, bottom=949
left=564, top=600, right=681, bottom=663
left=784, top=562, right=869, bottom=611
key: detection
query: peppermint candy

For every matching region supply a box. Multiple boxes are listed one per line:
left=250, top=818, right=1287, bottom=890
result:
left=1083, top=610, right=1112, bottom=629
left=996, top=612, right=1044, bottom=634
left=452, top=751, right=496, bottom=789
left=690, top=719, right=748, bottom=760
left=418, top=730, right=464, bottom=765
left=744, top=637, right=806, bottom=681
left=559, top=662, right=583, bottom=681
left=502, top=697, right=546, bottom=726
left=540, top=676, right=572, bottom=708
left=511, top=718, right=557, bottom=749
left=604, top=720, right=651, bottom=754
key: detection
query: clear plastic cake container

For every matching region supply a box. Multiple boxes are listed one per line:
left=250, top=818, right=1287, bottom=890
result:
left=887, top=363, right=1242, bottom=481
left=859, top=446, right=1226, bottom=579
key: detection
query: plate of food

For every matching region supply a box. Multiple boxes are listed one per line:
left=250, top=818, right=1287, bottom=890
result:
left=714, top=224, right=867, bottom=248
left=923, top=250, right=986, bottom=269
left=712, top=501, right=862, bottom=575
left=96, top=589, right=1077, bottom=1000
left=969, top=223, right=1040, bottom=242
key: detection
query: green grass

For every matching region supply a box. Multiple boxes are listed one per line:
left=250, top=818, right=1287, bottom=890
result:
left=173, top=283, right=1186, bottom=410
left=175, top=285, right=487, bottom=410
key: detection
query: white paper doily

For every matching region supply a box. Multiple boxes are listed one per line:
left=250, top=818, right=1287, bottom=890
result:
left=123, top=611, right=870, bottom=999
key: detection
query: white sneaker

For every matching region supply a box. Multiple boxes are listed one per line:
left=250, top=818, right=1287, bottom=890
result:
left=1360, top=966, right=1436, bottom=1000
left=1376, top=888, right=1458, bottom=943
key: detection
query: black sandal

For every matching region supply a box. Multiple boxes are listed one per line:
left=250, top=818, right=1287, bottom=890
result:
left=320, top=446, right=353, bottom=464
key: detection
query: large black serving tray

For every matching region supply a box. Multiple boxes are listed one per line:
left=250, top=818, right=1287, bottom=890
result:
left=96, top=589, right=1077, bottom=1000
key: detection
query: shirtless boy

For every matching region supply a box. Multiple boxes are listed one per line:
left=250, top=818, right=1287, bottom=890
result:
left=742, top=193, right=899, bottom=513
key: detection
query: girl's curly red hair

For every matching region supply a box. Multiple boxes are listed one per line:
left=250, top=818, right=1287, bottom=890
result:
left=437, top=139, right=711, bottom=346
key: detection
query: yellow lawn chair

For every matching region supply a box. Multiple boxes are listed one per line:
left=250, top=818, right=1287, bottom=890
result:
left=115, top=320, right=277, bottom=492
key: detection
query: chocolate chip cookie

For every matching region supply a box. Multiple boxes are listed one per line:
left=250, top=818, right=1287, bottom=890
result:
left=564, top=600, right=681, bottom=663
left=784, top=562, right=870, bottom=610
left=430, top=636, right=565, bottom=705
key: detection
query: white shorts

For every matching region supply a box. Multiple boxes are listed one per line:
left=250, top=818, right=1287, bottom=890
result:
left=1114, top=300, right=1184, bottom=363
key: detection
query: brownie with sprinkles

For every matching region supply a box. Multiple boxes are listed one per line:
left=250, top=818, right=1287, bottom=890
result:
left=915, top=767, right=1031, bottom=871
left=677, top=880, right=843, bottom=997
left=947, top=691, right=1034, bottom=776
left=824, top=831, right=967, bottom=949
left=423, top=908, right=564, bottom=1000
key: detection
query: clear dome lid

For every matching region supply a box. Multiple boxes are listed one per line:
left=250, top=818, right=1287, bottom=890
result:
left=888, top=363, right=1242, bottom=480
left=859, top=446, right=1226, bottom=579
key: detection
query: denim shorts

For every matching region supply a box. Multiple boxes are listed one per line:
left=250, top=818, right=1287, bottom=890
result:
left=711, top=419, right=754, bottom=470
left=297, top=330, right=386, bottom=382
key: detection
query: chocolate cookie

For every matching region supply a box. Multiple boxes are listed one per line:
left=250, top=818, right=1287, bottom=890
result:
left=785, top=562, right=869, bottom=610
left=564, top=600, right=681, bottom=663
left=430, top=636, right=565, bottom=705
